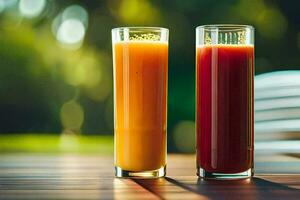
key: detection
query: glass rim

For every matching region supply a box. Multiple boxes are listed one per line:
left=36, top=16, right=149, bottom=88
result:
left=196, top=24, right=254, bottom=31
left=112, top=26, right=169, bottom=33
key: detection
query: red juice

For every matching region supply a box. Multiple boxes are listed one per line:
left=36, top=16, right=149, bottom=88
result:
left=196, top=44, right=254, bottom=174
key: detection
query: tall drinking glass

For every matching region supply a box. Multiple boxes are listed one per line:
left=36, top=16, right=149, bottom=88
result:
left=112, top=27, right=168, bottom=178
left=196, top=25, right=254, bottom=179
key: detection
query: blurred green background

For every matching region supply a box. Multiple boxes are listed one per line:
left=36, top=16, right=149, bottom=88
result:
left=0, top=0, right=299, bottom=154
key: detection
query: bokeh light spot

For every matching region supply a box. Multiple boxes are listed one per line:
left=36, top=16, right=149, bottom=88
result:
left=19, top=0, right=46, bottom=18
left=62, top=5, right=88, bottom=27
left=85, top=82, right=111, bottom=102
left=3, top=0, right=18, bottom=9
left=0, top=0, right=5, bottom=13
left=116, top=0, right=160, bottom=24
left=52, top=4, right=88, bottom=49
left=56, top=19, right=85, bottom=45
left=60, top=100, right=84, bottom=131
left=64, top=56, right=102, bottom=87
left=256, top=8, right=287, bottom=39
left=173, top=120, right=195, bottom=153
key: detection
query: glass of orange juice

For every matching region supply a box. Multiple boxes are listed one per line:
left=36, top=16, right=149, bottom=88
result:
left=112, top=27, right=169, bottom=178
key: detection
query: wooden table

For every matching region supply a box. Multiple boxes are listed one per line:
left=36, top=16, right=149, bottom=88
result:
left=0, top=154, right=299, bottom=199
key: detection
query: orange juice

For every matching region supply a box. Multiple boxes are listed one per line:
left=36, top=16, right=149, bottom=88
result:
left=113, top=41, right=168, bottom=172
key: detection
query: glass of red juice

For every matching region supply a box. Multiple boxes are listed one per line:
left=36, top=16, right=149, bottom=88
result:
left=196, top=25, right=254, bottom=179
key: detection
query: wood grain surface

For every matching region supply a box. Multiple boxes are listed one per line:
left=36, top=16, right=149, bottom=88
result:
left=0, top=154, right=299, bottom=200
